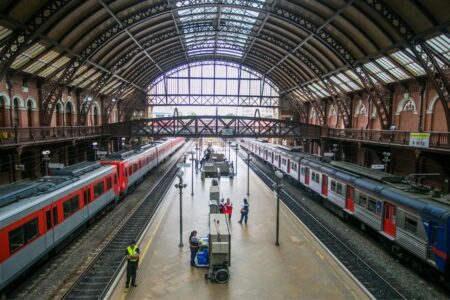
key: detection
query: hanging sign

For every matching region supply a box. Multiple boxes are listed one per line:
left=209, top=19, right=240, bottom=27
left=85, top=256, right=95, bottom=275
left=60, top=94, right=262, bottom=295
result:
left=409, top=133, right=430, bottom=148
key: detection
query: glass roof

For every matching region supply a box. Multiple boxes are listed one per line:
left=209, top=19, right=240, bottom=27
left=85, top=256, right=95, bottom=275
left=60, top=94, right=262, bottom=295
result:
left=175, top=0, right=266, bottom=58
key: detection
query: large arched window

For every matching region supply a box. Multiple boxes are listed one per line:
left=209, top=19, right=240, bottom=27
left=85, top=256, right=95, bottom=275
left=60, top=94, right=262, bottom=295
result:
left=27, top=100, right=33, bottom=127
left=93, top=105, right=99, bottom=126
left=149, top=61, right=279, bottom=117
left=66, top=102, right=73, bottom=126
left=56, top=103, right=62, bottom=126
left=13, top=98, right=20, bottom=126
left=0, top=96, right=5, bottom=127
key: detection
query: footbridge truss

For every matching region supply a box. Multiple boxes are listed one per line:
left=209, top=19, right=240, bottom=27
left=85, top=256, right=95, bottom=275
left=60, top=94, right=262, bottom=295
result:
left=106, top=116, right=322, bottom=139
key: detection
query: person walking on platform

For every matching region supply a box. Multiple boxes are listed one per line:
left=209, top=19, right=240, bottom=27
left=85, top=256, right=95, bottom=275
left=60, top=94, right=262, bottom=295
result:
left=189, top=230, right=199, bottom=266
left=225, top=198, right=233, bottom=221
left=238, top=198, right=249, bottom=224
left=219, top=198, right=225, bottom=214
left=125, top=240, right=140, bottom=288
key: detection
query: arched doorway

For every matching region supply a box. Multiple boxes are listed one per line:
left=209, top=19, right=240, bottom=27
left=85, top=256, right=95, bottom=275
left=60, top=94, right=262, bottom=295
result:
left=93, top=106, right=99, bottom=126
left=27, top=100, right=33, bottom=127
left=12, top=98, right=20, bottom=127
left=56, top=103, right=62, bottom=126
left=0, top=96, right=5, bottom=127
left=66, top=102, right=73, bottom=126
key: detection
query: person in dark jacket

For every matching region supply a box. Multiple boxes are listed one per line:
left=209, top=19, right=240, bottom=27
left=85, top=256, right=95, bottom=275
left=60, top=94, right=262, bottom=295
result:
left=125, top=240, right=140, bottom=288
left=189, top=230, right=199, bottom=266
left=238, top=198, right=249, bottom=224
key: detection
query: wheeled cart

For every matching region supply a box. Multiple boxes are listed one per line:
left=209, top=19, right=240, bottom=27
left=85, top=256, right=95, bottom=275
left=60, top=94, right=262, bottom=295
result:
left=205, top=214, right=231, bottom=283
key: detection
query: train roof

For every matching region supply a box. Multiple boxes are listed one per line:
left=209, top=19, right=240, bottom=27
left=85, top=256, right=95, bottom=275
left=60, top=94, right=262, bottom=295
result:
left=0, top=162, right=115, bottom=221
left=330, top=161, right=403, bottom=183
left=102, top=138, right=175, bottom=162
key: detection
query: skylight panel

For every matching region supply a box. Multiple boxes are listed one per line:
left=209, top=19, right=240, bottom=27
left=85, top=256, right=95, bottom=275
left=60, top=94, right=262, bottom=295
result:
left=375, top=57, right=410, bottom=80
left=390, top=49, right=426, bottom=76
left=426, top=34, right=450, bottom=61
left=329, top=75, right=352, bottom=92
left=175, top=0, right=266, bottom=57
left=364, top=62, right=394, bottom=83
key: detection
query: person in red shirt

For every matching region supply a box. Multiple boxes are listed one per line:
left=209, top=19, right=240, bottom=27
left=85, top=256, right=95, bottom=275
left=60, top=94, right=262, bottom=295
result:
left=225, top=198, right=233, bottom=221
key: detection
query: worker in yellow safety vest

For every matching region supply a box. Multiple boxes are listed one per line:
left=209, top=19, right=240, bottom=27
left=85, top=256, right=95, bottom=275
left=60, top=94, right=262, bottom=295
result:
left=125, top=240, right=140, bottom=288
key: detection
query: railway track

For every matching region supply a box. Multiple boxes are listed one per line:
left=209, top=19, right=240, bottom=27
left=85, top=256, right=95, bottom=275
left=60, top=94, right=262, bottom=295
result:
left=239, top=151, right=406, bottom=300
left=61, top=150, right=188, bottom=299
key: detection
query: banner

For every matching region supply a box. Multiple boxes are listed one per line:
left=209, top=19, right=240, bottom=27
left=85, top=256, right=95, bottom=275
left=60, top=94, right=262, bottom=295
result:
left=409, top=133, right=430, bottom=148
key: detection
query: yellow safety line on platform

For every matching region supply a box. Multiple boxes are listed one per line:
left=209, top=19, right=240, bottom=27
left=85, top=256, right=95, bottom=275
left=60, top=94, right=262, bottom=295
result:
left=120, top=193, right=172, bottom=300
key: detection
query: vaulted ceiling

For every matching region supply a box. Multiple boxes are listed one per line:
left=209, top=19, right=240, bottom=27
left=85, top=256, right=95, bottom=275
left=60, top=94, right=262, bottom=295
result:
left=0, top=0, right=449, bottom=108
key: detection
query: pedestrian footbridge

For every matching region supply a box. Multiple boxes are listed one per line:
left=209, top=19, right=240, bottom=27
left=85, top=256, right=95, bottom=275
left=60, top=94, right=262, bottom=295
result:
left=105, top=115, right=322, bottom=139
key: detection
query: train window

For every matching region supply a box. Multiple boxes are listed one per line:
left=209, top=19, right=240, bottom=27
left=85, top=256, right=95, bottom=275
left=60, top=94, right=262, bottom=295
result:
left=63, top=195, right=80, bottom=218
left=128, top=166, right=132, bottom=175
left=358, top=193, right=368, bottom=207
left=83, top=189, right=91, bottom=205
left=330, top=180, right=336, bottom=192
left=94, top=182, right=104, bottom=198
left=53, top=207, right=58, bottom=225
left=9, top=217, right=39, bottom=253
left=133, top=164, right=138, bottom=172
left=367, top=199, right=377, bottom=213
left=405, top=216, right=417, bottom=234
left=336, top=183, right=343, bottom=195
left=123, top=169, right=127, bottom=177
left=301, top=167, right=305, bottom=175
left=311, top=172, right=320, bottom=183
left=46, top=211, right=52, bottom=230
left=139, top=161, right=142, bottom=168
left=114, top=175, right=117, bottom=185
left=107, top=177, right=112, bottom=190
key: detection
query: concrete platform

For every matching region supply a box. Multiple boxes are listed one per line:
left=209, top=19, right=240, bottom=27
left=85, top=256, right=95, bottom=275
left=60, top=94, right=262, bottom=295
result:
left=108, top=150, right=371, bottom=300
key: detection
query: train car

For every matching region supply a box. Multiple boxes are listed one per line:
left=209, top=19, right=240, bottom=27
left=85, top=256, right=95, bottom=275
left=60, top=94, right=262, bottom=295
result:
left=0, top=162, right=118, bottom=290
left=101, top=137, right=185, bottom=196
left=241, top=138, right=450, bottom=280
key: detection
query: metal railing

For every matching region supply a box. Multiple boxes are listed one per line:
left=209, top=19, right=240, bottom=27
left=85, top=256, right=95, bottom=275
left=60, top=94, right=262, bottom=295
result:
left=326, top=128, right=450, bottom=149
left=0, top=126, right=105, bottom=146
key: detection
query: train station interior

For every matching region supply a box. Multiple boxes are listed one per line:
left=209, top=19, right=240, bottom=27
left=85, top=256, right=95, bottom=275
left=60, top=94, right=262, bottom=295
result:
left=0, top=0, right=449, bottom=299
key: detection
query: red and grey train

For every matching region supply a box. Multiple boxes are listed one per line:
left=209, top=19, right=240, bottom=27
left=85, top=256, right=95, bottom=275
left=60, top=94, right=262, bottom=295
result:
left=241, top=139, right=450, bottom=281
left=0, top=137, right=184, bottom=290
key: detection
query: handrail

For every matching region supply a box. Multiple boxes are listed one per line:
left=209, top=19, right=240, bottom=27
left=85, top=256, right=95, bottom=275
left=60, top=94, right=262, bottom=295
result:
left=0, top=126, right=105, bottom=146
left=326, top=128, right=450, bottom=149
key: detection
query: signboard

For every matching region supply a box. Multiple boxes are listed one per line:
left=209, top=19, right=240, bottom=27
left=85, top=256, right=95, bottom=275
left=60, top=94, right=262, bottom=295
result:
left=96, top=150, right=108, bottom=155
left=15, top=164, right=25, bottom=171
left=371, top=164, right=385, bottom=170
left=48, top=163, right=65, bottom=169
left=220, top=128, right=234, bottom=136
left=323, top=152, right=334, bottom=157
left=177, top=163, right=191, bottom=168
left=409, top=133, right=430, bottom=148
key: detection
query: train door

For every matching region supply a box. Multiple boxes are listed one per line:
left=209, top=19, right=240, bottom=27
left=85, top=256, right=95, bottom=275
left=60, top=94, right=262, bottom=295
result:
left=305, top=168, right=310, bottom=185
left=427, top=223, right=439, bottom=263
left=383, top=203, right=396, bottom=237
left=321, top=174, right=328, bottom=196
left=44, top=207, right=54, bottom=247
left=345, top=185, right=355, bottom=212
left=287, top=159, right=291, bottom=174
left=271, top=152, right=273, bottom=164
left=278, top=155, right=281, bottom=168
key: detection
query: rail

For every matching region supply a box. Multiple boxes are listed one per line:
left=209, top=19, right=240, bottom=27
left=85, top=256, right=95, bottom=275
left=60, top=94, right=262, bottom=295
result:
left=326, top=128, right=450, bottom=150
left=239, top=149, right=405, bottom=299
left=0, top=126, right=105, bottom=147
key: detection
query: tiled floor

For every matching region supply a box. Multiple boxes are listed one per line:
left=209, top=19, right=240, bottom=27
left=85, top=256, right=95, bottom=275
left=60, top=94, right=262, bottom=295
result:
left=109, top=153, right=370, bottom=300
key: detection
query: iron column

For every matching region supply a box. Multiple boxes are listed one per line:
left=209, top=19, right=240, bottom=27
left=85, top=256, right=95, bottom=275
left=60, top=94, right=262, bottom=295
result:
left=175, top=170, right=187, bottom=247
left=275, top=171, right=283, bottom=246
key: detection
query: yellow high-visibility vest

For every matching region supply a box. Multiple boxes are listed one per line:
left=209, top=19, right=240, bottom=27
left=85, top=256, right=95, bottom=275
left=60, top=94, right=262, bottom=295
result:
left=127, top=246, right=138, bottom=262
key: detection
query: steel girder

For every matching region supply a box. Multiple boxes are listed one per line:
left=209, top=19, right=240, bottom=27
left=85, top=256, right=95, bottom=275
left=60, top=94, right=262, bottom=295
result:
left=322, top=78, right=352, bottom=128
left=78, top=73, right=113, bottom=125
left=107, top=115, right=321, bottom=139
left=39, top=57, right=81, bottom=126
left=0, top=0, right=73, bottom=80
left=357, top=0, right=450, bottom=129
left=102, top=82, right=130, bottom=124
